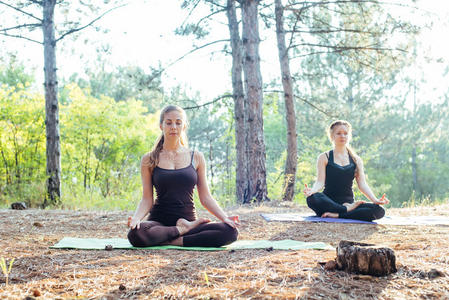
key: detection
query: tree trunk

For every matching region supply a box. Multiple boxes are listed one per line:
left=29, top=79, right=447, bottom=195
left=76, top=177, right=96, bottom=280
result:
left=275, top=0, right=297, bottom=202
left=42, top=0, right=61, bottom=207
left=411, top=144, right=419, bottom=196
left=411, top=83, right=419, bottom=198
left=336, top=240, right=397, bottom=276
left=226, top=0, right=250, bottom=203
left=241, top=0, right=268, bottom=202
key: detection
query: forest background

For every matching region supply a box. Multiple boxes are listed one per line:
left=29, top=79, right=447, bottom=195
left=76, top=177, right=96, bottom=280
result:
left=1, top=0, right=448, bottom=211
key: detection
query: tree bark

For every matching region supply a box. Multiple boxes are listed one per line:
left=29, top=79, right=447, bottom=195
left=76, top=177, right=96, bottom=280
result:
left=411, top=84, right=419, bottom=198
left=275, top=0, right=297, bottom=202
left=336, top=240, right=397, bottom=276
left=42, top=0, right=61, bottom=207
left=226, top=0, right=250, bottom=203
left=412, top=145, right=419, bottom=195
left=241, top=0, right=268, bottom=202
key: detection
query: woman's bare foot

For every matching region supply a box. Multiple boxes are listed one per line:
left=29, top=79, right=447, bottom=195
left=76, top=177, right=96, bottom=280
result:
left=176, top=218, right=210, bottom=235
left=343, top=200, right=365, bottom=212
left=321, top=212, right=339, bottom=218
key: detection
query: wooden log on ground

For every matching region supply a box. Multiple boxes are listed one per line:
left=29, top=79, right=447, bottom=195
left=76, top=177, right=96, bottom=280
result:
left=336, top=240, right=397, bottom=276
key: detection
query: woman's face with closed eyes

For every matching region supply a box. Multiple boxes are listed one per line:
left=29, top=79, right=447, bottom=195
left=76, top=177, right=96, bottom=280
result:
left=160, top=110, right=186, bottom=139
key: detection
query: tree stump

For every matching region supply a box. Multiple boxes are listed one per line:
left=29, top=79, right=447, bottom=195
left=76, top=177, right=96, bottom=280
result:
left=11, top=202, right=27, bottom=210
left=336, top=240, right=397, bottom=276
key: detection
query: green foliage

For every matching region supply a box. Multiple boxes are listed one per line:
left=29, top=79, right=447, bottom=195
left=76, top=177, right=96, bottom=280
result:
left=0, top=85, right=46, bottom=207
left=0, top=55, right=34, bottom=89
left=59, top=83, right=160, bottom=208
left=0, top=66, right=162, bottom=209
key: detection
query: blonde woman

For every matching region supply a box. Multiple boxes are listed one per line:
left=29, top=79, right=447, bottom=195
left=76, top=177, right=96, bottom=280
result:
left=128, top=105, right=238, bottom=247
left=303, top=120, right=389, bottom=221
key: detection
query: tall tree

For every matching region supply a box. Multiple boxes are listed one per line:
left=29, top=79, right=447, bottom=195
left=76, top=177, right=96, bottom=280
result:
left=0, top=0, right=125, bottom=206
left=274, top=0, right=297, bottom=201
left=176, top=0, right=269, bottom=202
left=226, top=0, right=250, bottom=203
left=42, top=0, right=59, bottom=207
left=241, top=0, right=268, bottom=202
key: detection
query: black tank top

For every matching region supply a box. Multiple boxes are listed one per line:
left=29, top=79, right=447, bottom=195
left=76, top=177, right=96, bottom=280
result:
left=323, top=150, right=355, bottom=204
left=148, top=151, right=198, bottom=225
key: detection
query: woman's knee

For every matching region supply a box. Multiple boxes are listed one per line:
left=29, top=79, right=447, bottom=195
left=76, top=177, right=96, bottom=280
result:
left=223, top=224, right=239, bottom=245
left=127, top=223, right=161, bottom=247
left=306, top=193, right=320, bottom=208
left=373, top=205, right=385, bottom=220
left=127, top=228, right=146, bottom=247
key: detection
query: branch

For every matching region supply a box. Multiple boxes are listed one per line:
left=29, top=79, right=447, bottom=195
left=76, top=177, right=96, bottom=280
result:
left=0, top=0, right=42, bottom=21
left=287, top=12, right=300, bottom=51
left=0, top=32, right=42, bottom=44
left=287, top=28, right=381, bottom=35
left=180, top=0, right=202, bottom=30
left=264, top=89, right=337, bottom=117
left=56, top=3, right=127, bottom=42
left=0, top=23, right=41, bottom=32
left=286, top=0, right=379, bottom=10
left=204, top=0, right=226, bottom=9
left=183, top=94, right=233, bottom=110
left=155, top=39, right=230, bottom=78
left=194, top=8, right=227, bottom=30
left=290, top=42, right=407, bottom=53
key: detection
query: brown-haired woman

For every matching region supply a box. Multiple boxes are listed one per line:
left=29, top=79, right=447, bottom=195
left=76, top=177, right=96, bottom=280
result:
left=303, top=120, right=389, bottom=222
left=127, top=105, right=238, bottom=247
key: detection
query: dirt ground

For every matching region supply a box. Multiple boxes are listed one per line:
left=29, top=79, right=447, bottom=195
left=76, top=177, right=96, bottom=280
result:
left=0, top=202, right=448, bottom=299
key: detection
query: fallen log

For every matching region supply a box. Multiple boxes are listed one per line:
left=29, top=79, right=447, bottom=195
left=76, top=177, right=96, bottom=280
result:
left=336, top=240, right=397, bottom=276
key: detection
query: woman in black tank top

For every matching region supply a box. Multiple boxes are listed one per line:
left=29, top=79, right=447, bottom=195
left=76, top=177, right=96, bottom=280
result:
left=127, top=105, right=239, bottom=247
left=303, top=120, right=389, bottom=222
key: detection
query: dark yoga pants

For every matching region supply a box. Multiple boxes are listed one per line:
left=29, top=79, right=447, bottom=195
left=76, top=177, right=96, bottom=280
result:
left=127, top=221, right=238, bottom=247
left=307, top=192, right=385, bottom=222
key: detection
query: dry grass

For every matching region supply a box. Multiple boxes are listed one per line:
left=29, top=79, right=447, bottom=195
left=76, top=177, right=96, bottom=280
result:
left=1, top=202, right=448, bottom=299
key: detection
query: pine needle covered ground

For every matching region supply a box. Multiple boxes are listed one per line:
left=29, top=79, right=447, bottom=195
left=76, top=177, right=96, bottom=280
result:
left=0, top=203, right=448, bottom=299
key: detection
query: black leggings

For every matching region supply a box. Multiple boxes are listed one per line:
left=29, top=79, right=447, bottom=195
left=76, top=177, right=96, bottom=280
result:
left=127, top=221, right=238, bottom=247
left=307, top=192, right=385, bottom=222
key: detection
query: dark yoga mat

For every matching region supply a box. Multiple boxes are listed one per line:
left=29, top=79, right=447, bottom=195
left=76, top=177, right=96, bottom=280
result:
left=260, top=213, right=375, bottom=224
left=260, top=213, right=449, bottom=225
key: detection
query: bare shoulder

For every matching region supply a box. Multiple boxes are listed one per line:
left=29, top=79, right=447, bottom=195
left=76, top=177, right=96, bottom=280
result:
left=317, top=151, right=329, bottom=163
left=141, top=152, right=151, bottom=166
left=354, top=154, right=363, bottom=165
left=193, top=150, right=205, bottom=168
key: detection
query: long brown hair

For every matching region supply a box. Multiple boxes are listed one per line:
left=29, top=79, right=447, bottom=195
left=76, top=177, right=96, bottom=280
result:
left=143, top=105, right=189, bottom=171
left=328, top=120, right=358, bottom=174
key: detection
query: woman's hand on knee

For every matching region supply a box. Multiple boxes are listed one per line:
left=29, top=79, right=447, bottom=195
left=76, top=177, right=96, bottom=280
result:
left=303, top=184, right=314, bottom=197
left=224, top=215, right=240, bottom=228
left=373, top=194, right=389, bottom=205
left=128, top=216, right=141, bottom=230
left=343, top=201, right=365, bottom=212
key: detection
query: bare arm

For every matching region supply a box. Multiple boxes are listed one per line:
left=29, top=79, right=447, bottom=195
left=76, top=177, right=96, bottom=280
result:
left=195, top=151, right=238, bottom=228
left=355, top=157, right=389, bottom=205
left=304, top=152, right=327, bottom=196
left=129, top=155, right=155, bottom=229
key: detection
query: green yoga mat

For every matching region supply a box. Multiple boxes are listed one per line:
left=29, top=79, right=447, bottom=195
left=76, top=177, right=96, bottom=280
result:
left=51, top=237, right=334, bottom=251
